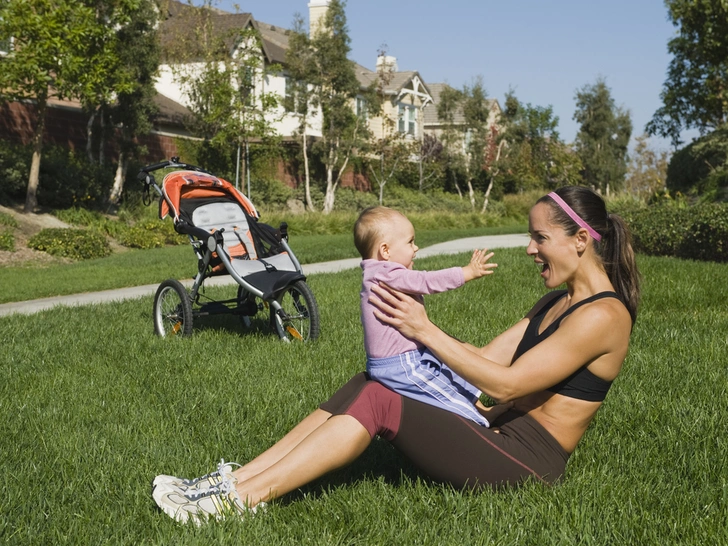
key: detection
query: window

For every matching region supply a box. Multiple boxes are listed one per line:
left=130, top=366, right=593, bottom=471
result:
left=397, top=103, right=418, bottom=136
left=356, top=96, right=368, bottom=119
left=240, top=67, right=255, bottom=106
left=284, top=76, right=307, bottom=114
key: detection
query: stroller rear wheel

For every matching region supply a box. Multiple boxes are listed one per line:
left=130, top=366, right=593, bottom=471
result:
left=154, top=279, right=193, bottom=337
left=271, top=280, right=320, bottom=342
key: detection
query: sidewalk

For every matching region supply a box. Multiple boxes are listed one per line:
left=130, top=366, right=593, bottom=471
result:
left=0, top=234, right=529, bottom=317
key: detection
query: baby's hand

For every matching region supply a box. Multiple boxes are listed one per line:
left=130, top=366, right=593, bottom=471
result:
left=462, top=249, right=497, bottom=282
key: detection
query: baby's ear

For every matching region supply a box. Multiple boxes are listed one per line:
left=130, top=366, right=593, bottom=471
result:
left=377, top=242, right=390, bottom=261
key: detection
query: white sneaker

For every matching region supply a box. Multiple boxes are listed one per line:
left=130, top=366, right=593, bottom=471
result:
left=152, top=459, right=240, bottom=492
left=153, top=472, right=262, bottom=526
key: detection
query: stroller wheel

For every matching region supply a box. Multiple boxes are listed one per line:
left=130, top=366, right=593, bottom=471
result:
left=271, top=280, right=320, bottom=342
left=153, top=279, right=193, bottom=337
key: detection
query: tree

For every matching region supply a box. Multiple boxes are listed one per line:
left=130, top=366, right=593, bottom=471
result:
left=417, top=133, right=443, bottom=192
left=436, top=78, right=495, bottom=209
left=647, top=0, right=728, bottom=146
left=494, top=90, right=582, bottom=196
left=436, top=84, right=468, bottom=199
left=0, top=0, right=128, bottom=211
left=460, top=77, right=494, bottom=209
left=107, top=0, right=160, bottom=207
left=285, top=14, right=318, bottom=211
left=366, top=49, right=412, bottom=204
left=625, top=134, right=669, bottom=199
left=308, top=0, right=367, bottom=214
left=573, top=78, right=632, bottom=194
left=166, top=1, right=280, bottom=185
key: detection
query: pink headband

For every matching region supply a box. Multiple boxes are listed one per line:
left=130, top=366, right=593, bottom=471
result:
left=548, top=192, right=602, bottom=242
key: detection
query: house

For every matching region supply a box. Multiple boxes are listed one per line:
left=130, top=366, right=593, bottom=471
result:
left=154, top=0, right=437, bottom=187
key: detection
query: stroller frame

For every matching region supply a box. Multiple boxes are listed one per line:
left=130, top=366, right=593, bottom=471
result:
left=139, top=157, right=320, bottom=341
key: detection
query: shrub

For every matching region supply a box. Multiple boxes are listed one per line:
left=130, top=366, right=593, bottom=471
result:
left=116, top=221, right=185, bottom=249
left=54, top=207, right=105, bottom=227
left=0, top=140, right=31, bottom=204
left=249, top=177, right=294, bottom=207
left=628, top=204, right=692, bottom=257
left=0, top=230, right=15, bottom=252
left=38, top=148, right=116, bottom=210
left=0, top=211, right=19, bottom=229
left=627, top=202, right=728, bottom=262
left=679, top=204, right=728, bottom=262
left=28, top=228, right=111, bottom=260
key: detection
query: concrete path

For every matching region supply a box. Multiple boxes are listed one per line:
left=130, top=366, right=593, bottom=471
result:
left=0, top=233, right=529, bottom=317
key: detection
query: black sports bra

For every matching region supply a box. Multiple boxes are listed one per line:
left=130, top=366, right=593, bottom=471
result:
left=513, top=290, right=621, bottom=402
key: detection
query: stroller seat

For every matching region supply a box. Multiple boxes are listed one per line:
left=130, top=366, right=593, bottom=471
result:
left=190, top=201, right=300, bottom=276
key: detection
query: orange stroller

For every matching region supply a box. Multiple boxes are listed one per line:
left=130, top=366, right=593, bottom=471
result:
left=138, top=158, right=320, bottom=341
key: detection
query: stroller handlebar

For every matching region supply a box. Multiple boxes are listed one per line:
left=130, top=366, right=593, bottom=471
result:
left=138, top=157, right=212, bottom=179
left=138, top=158, right=213, bottom=206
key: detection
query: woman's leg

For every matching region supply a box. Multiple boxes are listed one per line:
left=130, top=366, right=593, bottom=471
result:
left=231, top=408, right=332, bottom=483
left=233, top=414, right=371, bottom=507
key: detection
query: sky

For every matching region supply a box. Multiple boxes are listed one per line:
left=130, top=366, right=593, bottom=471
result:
left=217, top=0, right=692, bottom=152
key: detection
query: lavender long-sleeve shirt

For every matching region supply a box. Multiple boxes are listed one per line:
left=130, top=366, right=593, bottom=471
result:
left=360, top=259, right=465, bottom=359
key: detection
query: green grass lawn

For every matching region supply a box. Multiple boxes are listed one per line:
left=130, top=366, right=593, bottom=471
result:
left=0, top=225, right=524, bottom=304
left=0, top=249, right=726, bottom=544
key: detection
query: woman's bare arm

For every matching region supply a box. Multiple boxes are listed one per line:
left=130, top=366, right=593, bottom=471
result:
left=369, top=283, right=628, bottom=402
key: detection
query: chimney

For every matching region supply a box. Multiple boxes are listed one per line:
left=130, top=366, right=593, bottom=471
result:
left=376, top=55, right=398, bottom=74
left=308, top=0, right=330, bottom=37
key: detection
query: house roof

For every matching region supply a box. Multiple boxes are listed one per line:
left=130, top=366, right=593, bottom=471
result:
left=153, top=93, right=192, bottom=126
left=354, top=64, right=433, bottom=104
left=160, top=0, right=288, bottom=64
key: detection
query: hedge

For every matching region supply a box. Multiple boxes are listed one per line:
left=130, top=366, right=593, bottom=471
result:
left=620, top=203, right=728, bottom=263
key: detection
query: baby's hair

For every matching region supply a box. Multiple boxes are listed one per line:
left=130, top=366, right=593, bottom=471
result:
left=354, top=206, right=406, bottom=259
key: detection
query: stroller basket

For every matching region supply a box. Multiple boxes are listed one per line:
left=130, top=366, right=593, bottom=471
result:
left=139, top=158, right=320, bottom=341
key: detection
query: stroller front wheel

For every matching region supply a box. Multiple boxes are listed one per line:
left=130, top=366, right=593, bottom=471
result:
left=154, top=279, right=193, bottom=337
left=271, top=280, right=320, bottom=342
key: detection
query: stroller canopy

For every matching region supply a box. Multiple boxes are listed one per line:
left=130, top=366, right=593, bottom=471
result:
left=159, top=171, right=258, bottom=222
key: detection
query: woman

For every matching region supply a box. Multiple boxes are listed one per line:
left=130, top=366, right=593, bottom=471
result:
left=153, top=186, right=640, bottom=525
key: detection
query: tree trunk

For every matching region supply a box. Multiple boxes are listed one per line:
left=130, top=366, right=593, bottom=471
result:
left=98, top=107, right=105, bottom=165
left=467, top=179, right=476, bottom=209
left=86, top=110, right=96, bottom=163
left=418, top=155, right=424, bottom=191
left=323, top=167, right=336, bottom=214
left=452, top=170, right=462, bottom=199
left=25, top=97, right=48, bottom=213
left=481, top=140, right=504, bottom=213
left=481, top=176, right=494, bottom=213
left=302, top=129, right=315, bottom=212
left=109, top=151, right=128, bottom=206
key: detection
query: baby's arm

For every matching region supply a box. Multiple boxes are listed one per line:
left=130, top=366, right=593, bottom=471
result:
left=462, top=249, right=497, bottom=282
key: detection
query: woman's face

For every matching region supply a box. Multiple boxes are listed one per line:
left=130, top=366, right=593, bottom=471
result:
left=526, top=202, right=578, bottom=288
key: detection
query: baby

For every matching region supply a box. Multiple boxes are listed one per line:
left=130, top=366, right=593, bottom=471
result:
left=354, top=206, right=497, bottom=426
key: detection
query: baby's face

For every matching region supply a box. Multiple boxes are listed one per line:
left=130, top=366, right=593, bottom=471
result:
left=384, top=215, right=418, bottom=269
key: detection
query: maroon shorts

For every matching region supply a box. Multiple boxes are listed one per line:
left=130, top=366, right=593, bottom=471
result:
left=320, top=373, right=570, bottom=489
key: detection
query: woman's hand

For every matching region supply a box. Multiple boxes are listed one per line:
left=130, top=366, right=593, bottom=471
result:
left=370, top=283, right=431, bottom=342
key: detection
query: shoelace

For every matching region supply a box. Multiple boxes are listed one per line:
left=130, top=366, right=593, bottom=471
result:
left=184, top=459, right=238, bottom=498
